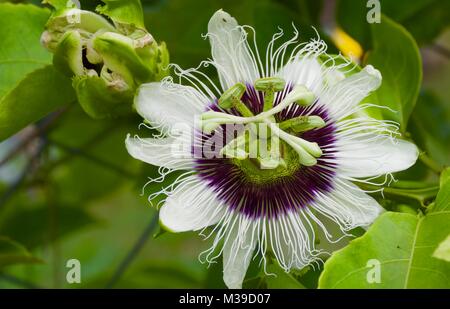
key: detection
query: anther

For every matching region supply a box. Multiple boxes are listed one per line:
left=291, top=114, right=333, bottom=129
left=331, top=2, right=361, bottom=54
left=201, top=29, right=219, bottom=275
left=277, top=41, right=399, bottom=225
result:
left=218, top=83, right=254, bottom=117
left=279, top=115, right=326, bottom=132
left=254, top=77, right=286, bottom=112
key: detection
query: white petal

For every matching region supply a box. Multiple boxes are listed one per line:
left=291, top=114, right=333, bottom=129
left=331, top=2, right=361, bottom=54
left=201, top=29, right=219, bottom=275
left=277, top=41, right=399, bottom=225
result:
left=335, top=135, right=419, bottom=178
left=159, top=175, right=225, bottom=233
left=322, top=65, right=381, bottom=120
left=135, top=82, right=208, bottom=130
left=312, top=179, right=384, bottom=229
left=125, top=134, right=193, bottom=170
left=222, top=219, right=255, bottom=289
left=208, top=10, right=259, bottom=89
left=278, top=57, right=324, bottom=93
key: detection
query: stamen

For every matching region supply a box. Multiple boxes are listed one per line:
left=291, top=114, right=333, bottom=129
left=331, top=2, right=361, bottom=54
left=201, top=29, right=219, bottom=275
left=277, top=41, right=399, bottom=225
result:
left=254, top=77, right=286, bottom=112
left=279, top=115, right=325, bottom=132
left=200, top=112, right=246, bottom=134
left=218, top=83, right=254, bottom=117
left=257, top=84, right=315, bottom=119
left=201, top=82, right=324, bottom=167
left=266, top=120, right=322, bottom=166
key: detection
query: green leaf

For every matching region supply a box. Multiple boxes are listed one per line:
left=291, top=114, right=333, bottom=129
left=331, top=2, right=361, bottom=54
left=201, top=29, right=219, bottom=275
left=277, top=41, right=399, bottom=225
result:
left=431, top=167, right=450, bottom=213
left=319, top=205, right=450, bottom=288
left=0, top=65, right=75, bottom=141
left=365, top=15, right=422, bottom=131
left=382, top=0, right=450, bottom=45
left=0, top=236, right=43, bottom=268
left=336, top=0, right=450, bottom=48
left=433, top=235, right=450, bottom=262
left=0, top=3, right=51, bottom=99
left=441, top=168, right=450, bottom=186
left=408, top=92, right=450, bottom=167
left=265, top=262, right=306, bottom=289
left=97, top=0, right=145, bottom=28
left=0, top=206, right=96, bottom=250
left=320, top=172, right=450, bottom=288
left=42, top=0, right=76, bottom=10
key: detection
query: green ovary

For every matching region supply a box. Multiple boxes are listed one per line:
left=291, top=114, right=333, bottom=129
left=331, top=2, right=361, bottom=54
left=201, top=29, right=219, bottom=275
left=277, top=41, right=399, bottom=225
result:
left=231, top=140, right=302, bottom=185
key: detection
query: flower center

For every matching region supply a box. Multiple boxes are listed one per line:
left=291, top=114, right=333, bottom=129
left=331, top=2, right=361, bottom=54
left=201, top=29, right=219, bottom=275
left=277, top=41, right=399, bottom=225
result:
left=194, top=82, right=337, bottom=218
left=231, top=140, right=302, bottom=184
left=200, top=78, right=325, bottom=170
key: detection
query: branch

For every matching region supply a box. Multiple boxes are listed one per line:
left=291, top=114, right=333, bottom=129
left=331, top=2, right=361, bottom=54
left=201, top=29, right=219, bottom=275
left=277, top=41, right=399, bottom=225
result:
left=105, top=213, right=159, bottom=288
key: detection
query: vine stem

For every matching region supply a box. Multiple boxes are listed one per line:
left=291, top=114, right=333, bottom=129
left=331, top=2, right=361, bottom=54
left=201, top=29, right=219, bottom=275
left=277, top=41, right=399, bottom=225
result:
left=359, top=182, right=440, bottom=206
left=0, top=273, right=40, bottom=289
left=0, top=107, right=68, bottom=168
left=419, top=152, right=443, bottom=175
left=105, top=213, right=159, bottom=288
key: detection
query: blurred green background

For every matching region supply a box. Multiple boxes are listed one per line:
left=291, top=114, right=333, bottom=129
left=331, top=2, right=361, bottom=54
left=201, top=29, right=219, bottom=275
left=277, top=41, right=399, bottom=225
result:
left=0, top=0, right=449, bottom=288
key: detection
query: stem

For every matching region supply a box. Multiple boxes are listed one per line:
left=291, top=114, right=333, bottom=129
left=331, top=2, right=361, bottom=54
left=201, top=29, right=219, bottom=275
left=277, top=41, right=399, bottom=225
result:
left=105, top=213, right=159, bottom=288
left=0, top=273, right=41, bottom=289
left=49, top=139, right=138, bottom=179
left=419, top=152, right=442, bottom=174
left=0, top=139, right=47, bottom=211
left=359, top=182, right=440, bottom=206
left=0, top=107, right=68, bottom=168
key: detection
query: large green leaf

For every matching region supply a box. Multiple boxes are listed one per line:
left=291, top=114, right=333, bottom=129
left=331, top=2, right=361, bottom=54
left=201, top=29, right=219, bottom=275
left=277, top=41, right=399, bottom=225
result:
left=432, top=167, right=450, bottom=213
left=336, top=0, right=450, bottom=48
left=0, top=65, right=75, bottom=141
left=382, top=0, right=450, bottom=45
left=0, top=236, right=42, bottom=268
left=0, top=3, right=51, bottom=98
left=319, top=212, right=450, bottom=288
left=365, top=15, right=422, bottom=131
left=408, top=91, right=450, bottom=166
left=433, top=235, right=450, bottom=262
left=318, top=174, right=450, bottom=288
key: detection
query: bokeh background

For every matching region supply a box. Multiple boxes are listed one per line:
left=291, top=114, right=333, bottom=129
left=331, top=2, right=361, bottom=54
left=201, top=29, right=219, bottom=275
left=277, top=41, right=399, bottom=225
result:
left=0, top=0, right=449, bottom=288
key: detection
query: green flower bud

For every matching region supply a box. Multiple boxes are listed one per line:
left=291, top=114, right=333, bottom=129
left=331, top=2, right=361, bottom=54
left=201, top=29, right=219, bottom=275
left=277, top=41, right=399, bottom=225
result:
left=92, top=32, right=153, bottom=87
left=73, top=74, right=133, bottom=119
left=41, top=0, right=170, bottom=119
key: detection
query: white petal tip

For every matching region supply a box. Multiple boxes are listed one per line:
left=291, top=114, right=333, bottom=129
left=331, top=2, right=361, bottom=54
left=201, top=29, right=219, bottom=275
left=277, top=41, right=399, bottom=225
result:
left=159, top=204, right=185, bottom=233
left=208, top=9, right=238, bottom=32
left=363, top=64, right=382, bottom=88
left=363, top=65, right=382, bottom=82
left=124, top=135, right=139, bottom=159
left=223, top=278, right=242, bottom=289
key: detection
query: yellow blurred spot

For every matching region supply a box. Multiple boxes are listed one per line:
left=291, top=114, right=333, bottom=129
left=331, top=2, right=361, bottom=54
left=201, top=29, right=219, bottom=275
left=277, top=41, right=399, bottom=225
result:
left=331, top=28, right=363, bottom=61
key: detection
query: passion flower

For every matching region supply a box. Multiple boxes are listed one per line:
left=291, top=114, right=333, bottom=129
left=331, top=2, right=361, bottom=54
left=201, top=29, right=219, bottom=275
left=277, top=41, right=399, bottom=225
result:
left=126, top=10, right=418, bottom=288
